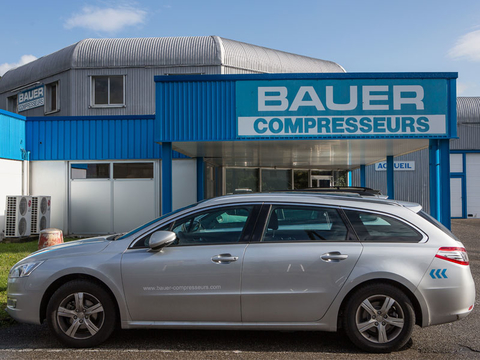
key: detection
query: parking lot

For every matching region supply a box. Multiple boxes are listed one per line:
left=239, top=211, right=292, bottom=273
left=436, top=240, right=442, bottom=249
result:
left=0, top=219, right=479, bottom=359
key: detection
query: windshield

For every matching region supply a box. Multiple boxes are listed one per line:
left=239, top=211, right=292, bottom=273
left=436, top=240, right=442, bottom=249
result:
left=418, top=210, right=459, bottom=241
left=116, top=202, right=200, bottom=240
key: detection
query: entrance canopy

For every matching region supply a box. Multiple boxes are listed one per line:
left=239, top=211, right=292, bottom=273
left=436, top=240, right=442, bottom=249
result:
left=169, top=138, right=429, bottom=168
left=155, top=72, right=457, bottom=227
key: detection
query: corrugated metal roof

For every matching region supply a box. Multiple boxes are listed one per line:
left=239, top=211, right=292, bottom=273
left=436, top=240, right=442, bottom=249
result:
left=452, top=97, right=480, bottom=150
left=457, top=97, right=480, bottom=123
left=0, top=36, right=344, bottom=92
left=0, top=43, right=77, bottom=92
left=219, top=37, right=345, bottom=73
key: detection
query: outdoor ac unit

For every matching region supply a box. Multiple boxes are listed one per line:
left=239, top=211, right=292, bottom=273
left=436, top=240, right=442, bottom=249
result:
left=4, top=196, right=32, bottom=237
left=31, top=196, right=51, bottom=234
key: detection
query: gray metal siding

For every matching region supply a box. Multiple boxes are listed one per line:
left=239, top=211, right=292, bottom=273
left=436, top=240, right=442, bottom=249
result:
left=451, top=97, right=480, bottom=150
left=352, top=148, right=430, bottom=212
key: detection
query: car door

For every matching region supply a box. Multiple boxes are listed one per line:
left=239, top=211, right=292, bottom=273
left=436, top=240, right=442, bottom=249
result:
left=121, top=204, right=260, bottom=322
left=241, top=204, right=363, bottom=322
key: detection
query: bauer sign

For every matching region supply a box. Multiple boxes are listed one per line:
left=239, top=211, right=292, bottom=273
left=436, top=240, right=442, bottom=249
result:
left=236, top=79, right=448, bottom=138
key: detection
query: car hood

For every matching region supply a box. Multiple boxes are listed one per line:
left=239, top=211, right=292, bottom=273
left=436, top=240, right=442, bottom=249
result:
left=18, top=237, right=112, bottom=263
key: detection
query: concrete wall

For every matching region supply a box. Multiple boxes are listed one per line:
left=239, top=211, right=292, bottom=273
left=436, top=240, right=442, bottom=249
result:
left=0, top=159, right=23, bottom=238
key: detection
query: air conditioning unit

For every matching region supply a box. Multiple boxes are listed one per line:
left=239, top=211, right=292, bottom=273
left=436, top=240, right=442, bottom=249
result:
left=5, top=196, right=32, bottom=237
left=31, top=196, right=51, bottom=234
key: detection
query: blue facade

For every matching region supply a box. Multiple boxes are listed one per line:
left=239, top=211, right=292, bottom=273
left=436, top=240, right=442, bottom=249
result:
left=0, top=109, right=26, bottom=161
left=155, top=73, right=458, bottom=143
left=25, top=115, right=187, bottom=161
left=155, top=73, right=457, bottom=228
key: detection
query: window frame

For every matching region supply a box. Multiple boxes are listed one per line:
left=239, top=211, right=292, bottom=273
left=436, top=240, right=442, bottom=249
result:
left=90, top=75, right=126, bottom=108
left=254, top=203, right=356, bottom=243
left=128, top=203, right=262, bottom=249
left=341, top=207, right=428, bottom=243
left=7, top=95, right=18, bottom=113
left=44, top=81, right=60, bottom=114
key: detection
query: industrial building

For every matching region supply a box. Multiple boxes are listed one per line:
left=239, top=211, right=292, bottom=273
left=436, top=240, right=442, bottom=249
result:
left=0, top=36, right=464, bottom=237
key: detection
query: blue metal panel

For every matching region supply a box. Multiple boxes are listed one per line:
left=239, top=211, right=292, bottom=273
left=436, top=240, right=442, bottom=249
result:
left=439, top=139, right=451, bottom=229
left=155, top=72, right=458, bottom=143
left=0, top=109, right=26, bottom=160
left=387, top=156, right=394, bottom=199
left=162, top=142, right=173, bottom=215
left=196, top=157, right=204, bottom=202
left=25, top=115, right=188, bottom=161
left=156, top=81, right=237, bottom=142
left=360, top=165, right=366, bottom=188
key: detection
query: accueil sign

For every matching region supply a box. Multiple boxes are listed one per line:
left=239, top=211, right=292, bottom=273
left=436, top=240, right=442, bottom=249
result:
left=236, top=79, right=448, bottom=138
left=375, top=161, right=415, bottom=171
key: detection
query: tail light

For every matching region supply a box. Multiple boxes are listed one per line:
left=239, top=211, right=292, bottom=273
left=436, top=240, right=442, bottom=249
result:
left=435, top=247, right=469, bottom=265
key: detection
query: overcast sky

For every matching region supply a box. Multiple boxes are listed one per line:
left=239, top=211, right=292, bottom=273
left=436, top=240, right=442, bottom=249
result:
left=2, top=0, right=480, bottom=96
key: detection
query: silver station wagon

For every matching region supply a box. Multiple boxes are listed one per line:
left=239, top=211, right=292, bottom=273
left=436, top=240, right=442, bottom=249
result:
left=7, top=193, right=475, bottom=353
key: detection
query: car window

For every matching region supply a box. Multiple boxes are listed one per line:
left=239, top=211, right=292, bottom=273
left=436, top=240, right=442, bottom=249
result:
left=170, top=205, right=254, bottom=245
left=344, top=209, right=423, bottom=242
left=261, top=205, right=348, bottom=242
left=131, top=223, right=172, bottom=248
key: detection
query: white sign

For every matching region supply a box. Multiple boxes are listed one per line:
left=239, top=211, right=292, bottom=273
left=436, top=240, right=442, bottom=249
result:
left=18, top=85, right=44, bottom=112
left=375, top=161, right=415, bottom=171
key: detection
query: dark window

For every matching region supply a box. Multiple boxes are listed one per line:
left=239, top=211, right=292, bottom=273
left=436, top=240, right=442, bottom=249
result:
left=71, top=164, right=110, bottom=179
left=262, top=169, right=292, bottom=191
left=344, top=210, right=423, bottom=242
left=7, top=95, right=17, bottom=113
left=45, top=82, right=59, bottom=113
left=226, top=168, right=259, bottom=194
left=113, top=163, right=153, bottom=179
left=92, top=76, right=124, bottom=106
left=170, top=206, right=254, bottom=245
left=262, top=205, right=348, bottom=242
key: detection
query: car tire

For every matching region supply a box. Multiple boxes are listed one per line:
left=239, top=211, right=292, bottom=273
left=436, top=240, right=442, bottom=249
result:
left=46, top=280, right=117, bottom=348
left=343, top=283, right=415, bottom=353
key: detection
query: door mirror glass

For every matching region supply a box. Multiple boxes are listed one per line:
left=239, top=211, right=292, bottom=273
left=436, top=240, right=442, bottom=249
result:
left=149, top=231, right=177, bottom=251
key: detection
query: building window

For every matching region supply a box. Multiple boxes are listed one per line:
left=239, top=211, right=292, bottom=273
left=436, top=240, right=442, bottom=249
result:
left=45, top=81, right=59, bottom=113
left=71, top=164, right=110, bottom=179
left=91, top=76, right=124, bottom=106
left=113, top=163, right=154, bottom=179
left=7, top=95, right=17, bottom=113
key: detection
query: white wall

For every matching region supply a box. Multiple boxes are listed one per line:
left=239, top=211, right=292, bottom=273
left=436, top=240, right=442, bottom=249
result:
left=172, top=159, right=197, bottom=211
left=0, top=159, right=23, bottom=237
left=31, top=161, right=68, bottom=232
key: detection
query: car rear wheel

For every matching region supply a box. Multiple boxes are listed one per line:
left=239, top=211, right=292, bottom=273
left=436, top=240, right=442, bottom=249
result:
left=46, top=280, right=116, bottom=348
left=343, top=283, right=415, bottom=353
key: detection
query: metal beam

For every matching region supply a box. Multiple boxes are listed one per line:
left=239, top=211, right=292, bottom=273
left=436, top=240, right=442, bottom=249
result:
left=161, top=142, right=173, bottom=215
left=387, top=156, right=394, bottom=199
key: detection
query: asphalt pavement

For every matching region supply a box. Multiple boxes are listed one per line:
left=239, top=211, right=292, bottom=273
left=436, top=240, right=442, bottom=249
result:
left=1, top=219, right=479, bottom=359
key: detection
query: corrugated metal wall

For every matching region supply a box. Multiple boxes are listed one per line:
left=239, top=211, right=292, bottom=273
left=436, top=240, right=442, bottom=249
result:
left=0, top=109, right=25, bottom=160
left=26, top=115, right=162, bottom=161
left=156, top=80, right=236, bottom=142
left=69, top=66, right=222, bottom=116
left=352, top=148, right=430, bottom=212
left=451, top=97, right=480, bottom=150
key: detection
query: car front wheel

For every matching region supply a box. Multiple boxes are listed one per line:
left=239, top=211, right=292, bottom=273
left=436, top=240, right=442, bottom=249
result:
left=343, top=283, right=415, bottom=353
left=46, top=280, right=117, bottom=348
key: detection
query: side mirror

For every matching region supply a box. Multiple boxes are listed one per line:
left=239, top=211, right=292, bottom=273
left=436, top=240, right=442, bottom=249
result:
left=149, top=231, right=176, bottom=252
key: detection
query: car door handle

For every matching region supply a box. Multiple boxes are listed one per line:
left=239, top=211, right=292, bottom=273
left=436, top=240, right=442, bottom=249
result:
left=321, top=252, right=349, bottom=262
left=211, top=254, right=239, bottom=264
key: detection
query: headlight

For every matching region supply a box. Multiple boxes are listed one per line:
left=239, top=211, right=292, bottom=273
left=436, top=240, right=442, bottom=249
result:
left=9, top=261, right=44, bottom=278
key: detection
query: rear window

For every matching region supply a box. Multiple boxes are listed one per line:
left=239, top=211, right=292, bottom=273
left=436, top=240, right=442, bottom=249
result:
left=418, top=210, right=459, bottom=240
left=344, top=210, right=423, bottom=242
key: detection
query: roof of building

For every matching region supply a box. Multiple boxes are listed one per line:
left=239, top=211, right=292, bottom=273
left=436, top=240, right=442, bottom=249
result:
left=457, top=97, right=480, bottom=123
left=0, top=36, right=345, bottom=92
